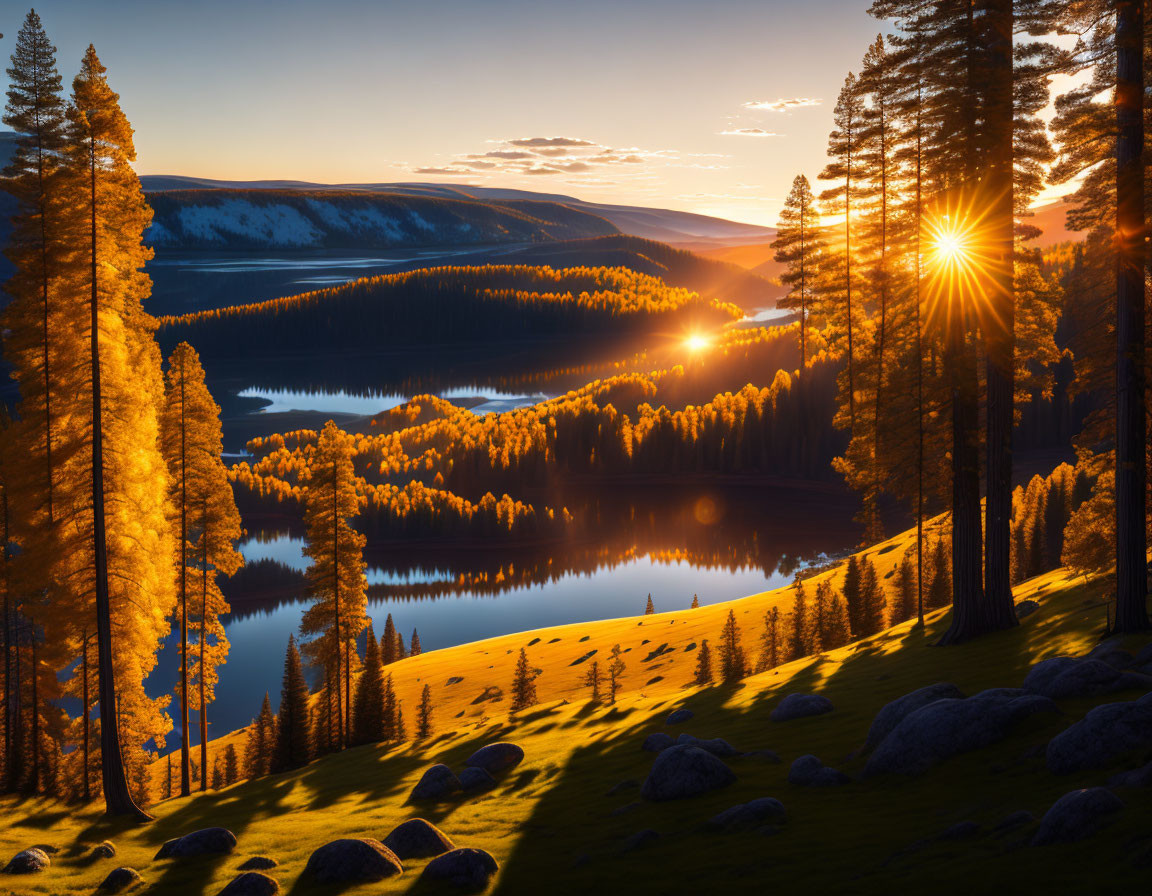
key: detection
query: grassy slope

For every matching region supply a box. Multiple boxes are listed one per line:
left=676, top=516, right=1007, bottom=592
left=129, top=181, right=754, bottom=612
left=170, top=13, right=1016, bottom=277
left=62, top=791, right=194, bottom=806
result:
left=3, top=523, right=1150, bottom=895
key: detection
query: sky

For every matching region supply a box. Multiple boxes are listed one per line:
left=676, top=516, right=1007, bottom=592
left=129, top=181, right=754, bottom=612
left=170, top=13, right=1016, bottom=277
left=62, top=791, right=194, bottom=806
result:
left=0, top=1, right=1069, bottom=227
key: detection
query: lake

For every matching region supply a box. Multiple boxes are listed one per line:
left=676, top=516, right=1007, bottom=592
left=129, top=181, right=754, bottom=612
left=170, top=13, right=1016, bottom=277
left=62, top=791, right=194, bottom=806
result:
left=144, top=249, right=862, bottom=745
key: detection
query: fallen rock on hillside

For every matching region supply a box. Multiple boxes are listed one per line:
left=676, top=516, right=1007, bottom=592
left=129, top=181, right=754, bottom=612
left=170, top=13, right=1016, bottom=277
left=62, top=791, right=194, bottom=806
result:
left=303, top=839, right=403, bottom=884
left=383, top=818, right=455, bottom=860
left=1031, top=788, right=1124, bottom=846
left=706, top=797, right=787, bottom=831
left=3, top=847, right=50, bottom=874
left=665, top=708, right=694, bottom=725
left=411, top=764, right=463, bottom=802
left=218, top=871, right=279, bottom=896
left=237, top=857, right=277, bottom=871
left=459, top=766, right=498, bottom=793
left=1046, top=693, right=1152, bottom=774
left=420, top=847, right=499, bottom=890
left=770, top=693, right=833, bottom=722
left=641, top=744, right=735, bottom=801
left=465, top=742, right=524, bottom=776
left=863, top=683, right=966, bottom=752
left=788, top=754, right=850, bottom=787
left=864, top=692, right=1059, bottom=777
left=1023, top=656, right=1152, bottom=700
left=97, top=866, right=143, bottom=893
left=155, top=827, right=237, bottom=860
left=675, top=733, right=741, bottom=757
left=642, top=732, right=674, bottom=753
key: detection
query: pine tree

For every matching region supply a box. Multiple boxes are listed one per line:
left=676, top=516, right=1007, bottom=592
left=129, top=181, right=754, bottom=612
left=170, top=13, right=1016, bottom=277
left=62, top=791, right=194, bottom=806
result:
left=926, top=536, right=952, bottom=609
left=690, top=594, right=700, bottom=609
left=410, top=629, right=422, bottom=657
left=826, top=594, right=852, bottom=649
left=245, top=693, right=274, bottom=779
left=607, top=644, right=626, bottom=704
left=858, top=557, right=886, bottom=637
left=351, top=623, right=385, bottom=745
left=395, top=700, right=407, bottom=742
left=773, top=174, right=826, bottom=369
left=223, top=744, right=238, bottom=786
left=811, top=581, right=831, bottom=653
left=893, top=551, right=918, bottom=624
left=756, top=607, right=782, bottom=672
left=416, top=685, right=433, bottom=739
left=396, top=630, right=407, bottom=660
left=381, top=674, right=398, bottom=739
left=787, top=579, right=811, bottom=661
left=841, top=555, right=862, bottom=638
left=719, top=610, right=747, bottom=682
left=644, top=594, right=655, bottom=615
left=693, top=640, right=713, bottom=685
left=211, top=757, right=222, bottom=790
left=580, top=659, right=602, bottom=704
left=300, top=421, right=368, bottom=751
left=510, top=648, right=538, bottom=711
left=272, top=636, right=310, bottom=773
left=381, top=613, right=398, bottom=666
left=58, top=44, right=177, bottom=820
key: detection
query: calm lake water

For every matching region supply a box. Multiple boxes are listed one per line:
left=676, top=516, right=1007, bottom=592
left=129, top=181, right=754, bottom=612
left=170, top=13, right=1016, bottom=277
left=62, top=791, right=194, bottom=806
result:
left=144, top=249, right=859, bottom=746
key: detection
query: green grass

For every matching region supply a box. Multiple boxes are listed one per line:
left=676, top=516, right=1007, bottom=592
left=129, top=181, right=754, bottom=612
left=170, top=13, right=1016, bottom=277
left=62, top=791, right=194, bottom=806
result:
left=2, top=548, right=1150, bottom=895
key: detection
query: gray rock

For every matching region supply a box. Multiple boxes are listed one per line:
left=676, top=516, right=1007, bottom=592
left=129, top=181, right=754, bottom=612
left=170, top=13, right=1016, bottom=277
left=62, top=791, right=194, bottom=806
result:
left=770, top=693, right=833, bottom=722
left=383, top=818, right=455, bottom=860
left=788, top=754, right=850, bottom=787
left=1087, top=644, right=1135, bottom=670
left=622, top=829, right=660, bottom=853
left=865, top=693, right=1059, bottom=777
left=674, top=733, right=740, bottom=758
left=155, top=827, right=237, bottom=860
left=863, top=683, right=966, bottom=752
left=1108, top=760, right=1152, bottom=788
left=97, top=866, right=142, bottom=893
left=459, top=766, right=498, bottom=794
left=218, top=871, right=279, bottom=896
left=994, top=810, right=1036, bottom=834
left=411, top=764, right=463, bottom=801
left=1046, top=694, right=1152, bottom=774
left=2, top=848, right=50, bottom=874
left=706, top=797, right=787, bottom=831
left=1134, top=641, right=1152, bottom=667
left=303, top=839, right=403, bottom=884
left=1023, top=656, right=1152, bottom=700
left=237, top=857, right=277, bottom=871
left=641, top=744, right=736, bottom=801
left=971, top=687, right=1027, bottom=700
left=464, top=742, right=524, bottom=776
left=420, top=847, right=498, bottom=890
left=1031, top=788, right=1124, bottom=846
left=642, top=732, right=674, bottom=753
left=665, top=709, right=694, bottom=726
left=90, top=841, right=117, bottom=860
left=1015, top=599, right=1040, bottom=618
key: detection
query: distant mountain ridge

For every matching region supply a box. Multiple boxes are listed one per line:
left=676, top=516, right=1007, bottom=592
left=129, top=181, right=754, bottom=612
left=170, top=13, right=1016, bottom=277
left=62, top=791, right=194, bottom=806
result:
left=138, top=175, right=775, bottom=246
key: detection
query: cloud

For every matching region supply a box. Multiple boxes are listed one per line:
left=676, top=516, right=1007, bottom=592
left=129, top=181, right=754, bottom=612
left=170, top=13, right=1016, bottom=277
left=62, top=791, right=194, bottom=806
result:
left=507, top=136, right=598, bottom=148
left=720, top=128, right=780, bottom=138
left=743, top=97, right=821, bottom=112
left=413, top=166, right=472, bottom=175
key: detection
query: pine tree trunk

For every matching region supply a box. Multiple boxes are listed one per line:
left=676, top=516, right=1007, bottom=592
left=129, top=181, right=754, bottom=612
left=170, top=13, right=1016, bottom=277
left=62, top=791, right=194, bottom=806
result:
left=89, top=137, right=150, bottom=822
left=29, top=621, right=38, bottom=792
left=1115, top=0, right=1150, bottom=632
left=1, top=591, right=8, bottom=791
left=332, top=459, right=344, bottom=749
left=983, top=0, right=1018, bottom=632
left=199, top=509, right=208, bottom=792
left=82, top=632, right=90, bottom=802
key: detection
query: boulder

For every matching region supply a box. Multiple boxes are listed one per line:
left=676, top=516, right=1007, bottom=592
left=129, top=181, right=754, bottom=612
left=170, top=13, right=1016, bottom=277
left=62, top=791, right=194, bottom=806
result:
left=706, top=797, right=787, bottom=831
left=863, top=683, right=966, bottom=752
left=1087, top=643, right=1135, bottom=670
left=864, top=692, right=1059, bottom=777
left=420, top=847, right=498, bottom=890
left=1023, top=656, right=1152, bottom=700
left=303, top=839, right=403, bottom=884
left=97, top=866, right=143, bottom=893
left=90, top=841, right=117, bottom=860
left=1031, top=788, right=1124, bottom=846
left=641, top=745, right=736, bottom=802
left=1134, top=641, right=1152, bottom=668
left=3, top=848, right=50, bottom=874
left=788, top=754, right=850, bottom=787
left=770, top=693, right=833, bottom=722
left=665, top=709, right=694, bottom=726
left=1015, top=599, right=1040, bottom=619
left=622, top=829, right=660, bottom=852
left=641, top=732, right=674, bottom=753
left=674, top=733, right=740, bottom=758
left=464, top=742, right=524, bottom=776
left=1109, top=760, right=1152, bottom=788
left=155, top=827, right=237, bottom=860
left=383, top=818, right=455, bottom=860
left=1046, top=693, right=1152, bottom=774
left=237, top=857, right=277, bottom=871
left=411, top=764, right=463, bottom=802
left=459, top=766, right=498, bottom=793
left=218, top=872, right=279, bottom=896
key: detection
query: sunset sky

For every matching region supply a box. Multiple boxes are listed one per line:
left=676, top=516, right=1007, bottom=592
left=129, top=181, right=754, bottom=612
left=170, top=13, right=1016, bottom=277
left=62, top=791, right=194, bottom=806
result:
left=0, top=1, right=1068, bottom=225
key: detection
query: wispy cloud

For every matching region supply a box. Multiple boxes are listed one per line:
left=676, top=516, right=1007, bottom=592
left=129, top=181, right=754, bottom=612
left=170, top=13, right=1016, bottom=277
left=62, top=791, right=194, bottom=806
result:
left=743, top=97, right=821, bottom=112
left=720, top=128, right=780, bottom=138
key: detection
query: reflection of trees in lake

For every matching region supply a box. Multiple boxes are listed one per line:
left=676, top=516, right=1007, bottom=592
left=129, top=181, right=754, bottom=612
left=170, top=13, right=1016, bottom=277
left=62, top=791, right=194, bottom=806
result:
left=222, top=482, right=861, bottom=620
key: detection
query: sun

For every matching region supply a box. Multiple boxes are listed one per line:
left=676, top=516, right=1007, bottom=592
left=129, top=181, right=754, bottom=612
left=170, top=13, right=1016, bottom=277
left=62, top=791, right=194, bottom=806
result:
left=684, top=333, right=711, bottom=352
left=927, top=219, right=975, bottom=270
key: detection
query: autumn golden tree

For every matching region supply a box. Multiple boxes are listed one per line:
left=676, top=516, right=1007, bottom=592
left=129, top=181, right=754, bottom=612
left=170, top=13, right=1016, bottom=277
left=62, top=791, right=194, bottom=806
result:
left=300, top=420, right=368, bottom=751
left=772, top=174, right=825, bottom=369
